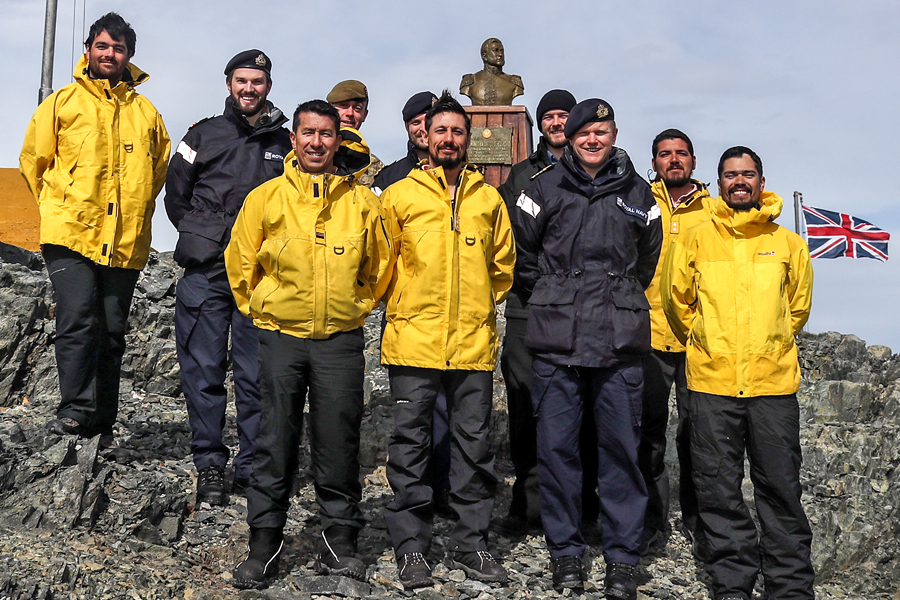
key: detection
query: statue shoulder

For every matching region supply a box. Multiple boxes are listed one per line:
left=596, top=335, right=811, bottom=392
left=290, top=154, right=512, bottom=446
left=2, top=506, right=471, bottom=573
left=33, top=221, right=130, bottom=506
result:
left=460, top=73, right=475, bottom=89
left=510, top=74, right=524, bottom=91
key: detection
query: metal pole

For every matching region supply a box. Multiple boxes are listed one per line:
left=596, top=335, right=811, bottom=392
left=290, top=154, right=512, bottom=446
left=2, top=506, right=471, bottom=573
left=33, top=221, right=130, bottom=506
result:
left=38, top=0, right=59, bottom=105
left=794, top=191, right=803, bottom=237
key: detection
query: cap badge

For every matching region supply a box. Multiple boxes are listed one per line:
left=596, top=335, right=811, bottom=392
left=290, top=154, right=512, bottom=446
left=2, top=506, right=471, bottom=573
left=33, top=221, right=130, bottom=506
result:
left=431, top=97, right=438, bottom=106
left=255, top=54, right=267, bottom=66
left=596, top=103, right=609, bottom=119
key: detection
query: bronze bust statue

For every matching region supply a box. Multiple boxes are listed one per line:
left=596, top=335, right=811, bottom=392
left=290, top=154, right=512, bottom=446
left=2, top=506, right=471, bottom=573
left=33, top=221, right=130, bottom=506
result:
left=460, top=38, right=524, bottom=106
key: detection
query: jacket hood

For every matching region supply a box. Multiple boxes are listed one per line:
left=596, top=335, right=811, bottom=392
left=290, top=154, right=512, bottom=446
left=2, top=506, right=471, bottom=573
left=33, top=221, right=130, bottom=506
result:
left=224, top=97, right=288, bottom=133
left=336, top=127, right=373, bottom=179
left=73, top=54, right=149, bottom=92
left=713, top=190, right=783, bottom=229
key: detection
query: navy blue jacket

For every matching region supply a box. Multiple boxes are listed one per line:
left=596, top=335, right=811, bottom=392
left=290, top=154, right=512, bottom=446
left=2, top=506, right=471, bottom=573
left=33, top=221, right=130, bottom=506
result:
left=512, top=146, right=662, bottom=367
left=164, top=97, right=291, bottom=273
left=372, top=141, right=420, bottom=195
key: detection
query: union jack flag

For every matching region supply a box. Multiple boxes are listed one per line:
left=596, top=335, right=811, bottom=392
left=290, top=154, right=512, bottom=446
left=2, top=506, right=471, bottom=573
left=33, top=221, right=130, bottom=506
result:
left=801, top=205, right=890, bottom=261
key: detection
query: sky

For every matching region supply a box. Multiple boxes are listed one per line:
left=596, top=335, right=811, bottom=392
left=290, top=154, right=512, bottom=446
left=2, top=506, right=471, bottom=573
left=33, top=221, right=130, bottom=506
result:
left=2, top=0, right=899, bottom=350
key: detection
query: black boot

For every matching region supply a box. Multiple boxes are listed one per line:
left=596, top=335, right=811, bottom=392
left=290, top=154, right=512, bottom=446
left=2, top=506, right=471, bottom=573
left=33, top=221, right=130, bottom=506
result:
left=605, top=562, right=637, bottom=600
left=232, top=527, right=283, bottom=589
left=314, top=525, right=366, bottom=581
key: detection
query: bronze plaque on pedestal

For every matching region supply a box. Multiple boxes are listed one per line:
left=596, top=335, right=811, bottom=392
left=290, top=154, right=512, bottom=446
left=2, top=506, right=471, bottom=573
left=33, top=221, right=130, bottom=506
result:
left=464, top=106, right=533, bottom=188
left=468, top=127, right=513, bottom=164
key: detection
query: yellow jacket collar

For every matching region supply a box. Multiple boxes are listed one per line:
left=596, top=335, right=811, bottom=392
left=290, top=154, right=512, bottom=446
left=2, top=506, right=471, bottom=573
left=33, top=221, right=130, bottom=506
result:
left=713, top=190, right=783, bottom=230
left=410, top=161, right=484, bottom=196
left=283, top=150, right=354, bottom=200
left=73, top=54, right=149, bottom=99
left=651, top=179, right=710, bottom=209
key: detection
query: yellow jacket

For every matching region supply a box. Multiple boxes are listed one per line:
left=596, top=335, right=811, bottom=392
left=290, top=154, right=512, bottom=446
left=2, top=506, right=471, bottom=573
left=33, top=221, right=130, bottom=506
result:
left=19, top=56, right=170, bottom=270
left=381, top=164, right=516, bottom=370
left=225, top=149, right=393, bottom=339
left=646, top=180, right=713, bottom=352
left=661, top=192, right=813, bottom=397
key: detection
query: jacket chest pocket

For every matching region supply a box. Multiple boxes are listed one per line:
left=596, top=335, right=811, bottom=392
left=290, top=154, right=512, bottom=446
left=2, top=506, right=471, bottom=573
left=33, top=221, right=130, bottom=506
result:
left=525, top=283, right=577, bottom=353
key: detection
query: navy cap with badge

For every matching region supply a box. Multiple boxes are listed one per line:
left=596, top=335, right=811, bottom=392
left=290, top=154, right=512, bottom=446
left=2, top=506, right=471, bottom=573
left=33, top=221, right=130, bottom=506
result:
left=563, top=98, right=615, bottom=139
left=402, top=91, right=438, bottom=123
left=224, top=49, right=272, bottom=77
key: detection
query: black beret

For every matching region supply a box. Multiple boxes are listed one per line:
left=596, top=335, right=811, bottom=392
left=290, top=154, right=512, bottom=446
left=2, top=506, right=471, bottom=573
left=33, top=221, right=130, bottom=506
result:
left=402, top=91, right=438, bottom=122
left=536, top=89, right=576, bottom=124
left=564, top=98, right=615, bottom=138
left=224, top=49, right=272, bottom=77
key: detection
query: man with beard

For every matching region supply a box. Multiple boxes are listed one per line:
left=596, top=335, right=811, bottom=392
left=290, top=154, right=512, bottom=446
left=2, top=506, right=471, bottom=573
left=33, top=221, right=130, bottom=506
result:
left=164, top=50, right=291, bottom=505
left=327, top=79, right=383, bottom=187
left=662, top=147, right=814, bottom=600
left=381, top=91, right=516, bottom=590
left=513, top=99, right=662, bottom=598
left=372, top=90, right=456, bottom=518
left=494, top=89, right=600, bottom=539
left=638, top=129, right=712, bottom=555
left=20, top=12, right=170, bottom=451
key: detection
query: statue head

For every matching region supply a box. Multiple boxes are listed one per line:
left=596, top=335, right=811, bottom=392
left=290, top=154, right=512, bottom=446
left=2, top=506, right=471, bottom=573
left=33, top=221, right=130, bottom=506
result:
left=480, top=38, right=505, bottom=69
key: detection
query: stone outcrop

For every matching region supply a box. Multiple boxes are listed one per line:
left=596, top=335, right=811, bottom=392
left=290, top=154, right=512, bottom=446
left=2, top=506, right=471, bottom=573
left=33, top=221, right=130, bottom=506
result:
left=0, top=242, right=896, bottom=598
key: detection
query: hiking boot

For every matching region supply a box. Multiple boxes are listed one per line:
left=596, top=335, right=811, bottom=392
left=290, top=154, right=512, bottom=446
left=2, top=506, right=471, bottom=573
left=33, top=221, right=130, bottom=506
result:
left=232, top=527, right=283, bottom=589
left=605, top=562, right=637, bottom=600
left=47, top=417, right=84, bottom=436
left=551, top=555, right=584, bottom=591
left=681, top=522, right=709, bottom=562
left=397, top=552, right=432, bottom=590
left=639, top=528, right=663, bottom=556
left=314, top=525, right=366, bottom=581
left=444, top=550, right=507, bottom=583
left=196, top=465, right=227, bottom=506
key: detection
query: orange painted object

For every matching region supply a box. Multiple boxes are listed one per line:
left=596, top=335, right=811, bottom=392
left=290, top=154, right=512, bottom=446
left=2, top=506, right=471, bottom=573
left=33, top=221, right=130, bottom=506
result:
left=0, top=168, right=40, bottom=252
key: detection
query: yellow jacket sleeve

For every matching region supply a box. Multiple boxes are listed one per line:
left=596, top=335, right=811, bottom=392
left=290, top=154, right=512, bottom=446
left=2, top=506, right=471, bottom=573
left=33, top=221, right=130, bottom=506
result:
left=225, top=191, right=266, bottom=317
left=661, top=233, right=696, bottom=347
left=491, top=198, right=516, bottom=304
left=151, top=112, right=171, bottom=201
left=788, top=239, right=813, bottom=335
left=362, top=190, right=396, bottom=306
left=19, top=95, right=59, bottom=202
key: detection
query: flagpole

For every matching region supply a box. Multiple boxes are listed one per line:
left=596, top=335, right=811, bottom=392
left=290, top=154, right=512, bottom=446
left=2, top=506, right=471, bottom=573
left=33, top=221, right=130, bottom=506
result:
left=793, top=191, right=803, bottom=237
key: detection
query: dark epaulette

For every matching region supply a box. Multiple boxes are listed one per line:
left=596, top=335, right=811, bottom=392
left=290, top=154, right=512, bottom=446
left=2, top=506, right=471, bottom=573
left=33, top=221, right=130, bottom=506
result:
left=188, top=115, right=216, bottom=130
left=529, top=164, right=555, bottom=181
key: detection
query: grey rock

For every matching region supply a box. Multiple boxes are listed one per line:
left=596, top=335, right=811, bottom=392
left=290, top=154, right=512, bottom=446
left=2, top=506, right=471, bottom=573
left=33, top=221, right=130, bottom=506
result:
left=295, top=575, right=372, bottom=597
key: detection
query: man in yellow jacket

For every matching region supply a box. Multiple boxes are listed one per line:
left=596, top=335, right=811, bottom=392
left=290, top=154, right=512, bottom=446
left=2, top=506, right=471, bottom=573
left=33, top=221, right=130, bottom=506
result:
left=225, top=100, right=393, bottom=589
left=639, top=129, right=712, bottom=554
left=380, top=91, right=515, bottom=589
left=19, top=13, right=170, bottom=448
left=662, top=146, right=814, bottom=600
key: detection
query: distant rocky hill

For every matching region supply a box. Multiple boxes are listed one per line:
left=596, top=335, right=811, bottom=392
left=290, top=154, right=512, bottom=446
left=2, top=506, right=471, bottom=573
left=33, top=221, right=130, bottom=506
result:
left=0, top=242, right=896, bottom=599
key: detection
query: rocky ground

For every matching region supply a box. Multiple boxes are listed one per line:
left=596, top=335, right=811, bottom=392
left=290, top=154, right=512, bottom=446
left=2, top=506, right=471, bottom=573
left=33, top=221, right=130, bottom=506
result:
left=0, top=244, right=897, bottom=599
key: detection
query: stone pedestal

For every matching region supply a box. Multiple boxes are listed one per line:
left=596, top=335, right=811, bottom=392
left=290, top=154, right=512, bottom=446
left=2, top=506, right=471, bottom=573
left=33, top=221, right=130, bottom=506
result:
left=464, top=106, right=533, bottom=189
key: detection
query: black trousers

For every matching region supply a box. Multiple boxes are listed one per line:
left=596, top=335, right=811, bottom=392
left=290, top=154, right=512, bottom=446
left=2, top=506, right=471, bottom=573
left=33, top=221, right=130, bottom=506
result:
left=500, top=316, right=599, bottom=523
left=44, top=244, right=140, bottom=435
left=175, top=269, right=260, bottom=479
left=532, top=357, right=647, bottom=564
left=385, top=366, right=497, bottom=555
left=690, top=391, right=815, bottom=600
left=247, top=329, right=365, bottom=531
left=638, top=349, right=697, bottom=534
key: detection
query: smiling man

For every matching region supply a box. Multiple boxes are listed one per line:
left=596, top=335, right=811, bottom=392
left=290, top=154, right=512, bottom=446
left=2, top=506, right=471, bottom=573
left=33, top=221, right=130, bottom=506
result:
left=637, top=129, right=713, bottom=556
left=381, top=91, right=515, bottom=590
left=327, top=79, right=383, bottom=187
left=225, top=100, right=393, bottom=589
left=512, top=99, right=661, bottom=597
left=662, top=147, right=814, bottom=600
left=20, top=12, right=169, bottom=453
left=164, top=50, right=291, bottom=506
